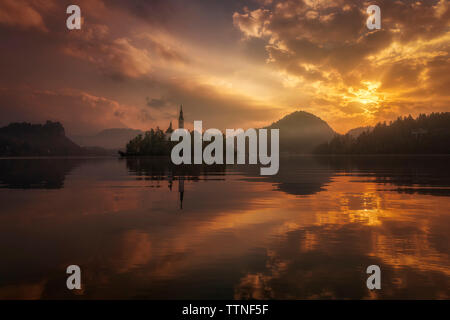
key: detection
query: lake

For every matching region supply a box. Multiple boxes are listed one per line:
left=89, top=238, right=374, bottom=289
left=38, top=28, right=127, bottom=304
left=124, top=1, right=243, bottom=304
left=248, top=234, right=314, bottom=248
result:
left=0, top=156, right=449, bottom=299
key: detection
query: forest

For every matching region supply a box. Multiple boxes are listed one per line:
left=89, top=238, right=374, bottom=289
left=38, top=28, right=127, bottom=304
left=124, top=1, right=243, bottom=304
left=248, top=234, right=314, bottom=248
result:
left=315, top=113, right=450, bottom=154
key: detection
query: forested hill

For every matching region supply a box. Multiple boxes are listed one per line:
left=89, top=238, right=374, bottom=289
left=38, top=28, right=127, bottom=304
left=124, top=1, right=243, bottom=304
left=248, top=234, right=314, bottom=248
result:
left=0, top=121, right=84, bottom=156
left=266, top=111, right=336, bottom=153
left=315, top=113, right=450, bottom=154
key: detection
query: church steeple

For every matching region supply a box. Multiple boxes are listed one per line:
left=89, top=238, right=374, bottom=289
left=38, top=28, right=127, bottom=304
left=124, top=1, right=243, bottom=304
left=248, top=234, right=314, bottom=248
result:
left=165, top=121, right=173, bottom=134
left=178, top=104, right=184, bottom=129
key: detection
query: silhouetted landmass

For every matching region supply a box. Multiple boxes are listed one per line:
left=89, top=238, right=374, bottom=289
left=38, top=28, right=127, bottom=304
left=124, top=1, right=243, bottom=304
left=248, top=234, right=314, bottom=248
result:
left=122, top=112, right=450, bottom=157
left=122, top=128, right=232, bottom=164
left=123, top=111, right=336, bottom=156
left=0, top=121, right=114, bottom=156
left=0, top=121, right=83, bottom=156
left=266, top=111, right=335, bottom=153
left=124, top=127, right=173, bottom=156
left=315, top=113, right=450, bottom=154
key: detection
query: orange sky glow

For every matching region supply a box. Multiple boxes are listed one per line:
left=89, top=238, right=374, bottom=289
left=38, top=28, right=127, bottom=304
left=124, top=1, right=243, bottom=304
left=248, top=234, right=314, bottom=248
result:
left=0, top=0, right=449, bottom=134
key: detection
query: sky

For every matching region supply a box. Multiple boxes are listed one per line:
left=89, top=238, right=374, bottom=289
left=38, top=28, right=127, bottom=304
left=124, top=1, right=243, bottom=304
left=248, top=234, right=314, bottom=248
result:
left=0, top=0, right=449, bottom=135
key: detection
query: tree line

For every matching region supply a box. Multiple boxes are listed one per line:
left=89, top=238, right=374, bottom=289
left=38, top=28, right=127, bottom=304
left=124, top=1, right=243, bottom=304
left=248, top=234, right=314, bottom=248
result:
left=315, top=112, right=450, bottom=154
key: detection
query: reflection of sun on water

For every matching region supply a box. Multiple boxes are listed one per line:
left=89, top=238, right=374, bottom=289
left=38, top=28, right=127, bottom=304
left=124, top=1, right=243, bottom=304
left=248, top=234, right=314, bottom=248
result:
left=234, top=174, right=449, bottom=298
left=1, top=163, right=448, bottom=299
left=314, top=175, right=450, bottom=276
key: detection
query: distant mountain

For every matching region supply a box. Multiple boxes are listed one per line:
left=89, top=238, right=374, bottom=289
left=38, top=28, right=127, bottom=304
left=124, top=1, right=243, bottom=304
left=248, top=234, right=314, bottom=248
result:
left=71, top=128, right=143, bottom=150
left=346, top=126, right=373, bottom=138
left=266, top=111, right=336, bottom=153
left=0, top=121, right=114, bottom=156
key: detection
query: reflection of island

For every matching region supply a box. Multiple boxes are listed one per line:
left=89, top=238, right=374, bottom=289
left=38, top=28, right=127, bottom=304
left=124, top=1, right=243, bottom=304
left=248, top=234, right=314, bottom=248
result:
left=124, top=156, right=336, bottom=202
left=124, top=157, right=226, bottom=210
left=0, top=158, right=84, bottom=189
left=126, top=154, right=450, bottom=203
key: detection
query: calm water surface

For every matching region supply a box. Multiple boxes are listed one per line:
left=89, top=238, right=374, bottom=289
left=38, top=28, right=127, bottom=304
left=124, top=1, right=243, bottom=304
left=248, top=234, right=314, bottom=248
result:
left=0, top=156, right=449, bottom=299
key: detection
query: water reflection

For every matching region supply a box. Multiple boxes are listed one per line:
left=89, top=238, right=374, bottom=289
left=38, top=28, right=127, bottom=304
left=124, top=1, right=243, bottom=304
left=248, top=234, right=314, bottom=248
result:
left=0, top=158, right=84, bottom=189
left=316, top=155, right=450, bottom=196
left=0, top=156, right=448, bottom=299
left=124, top=157, right=226, bottom=210
left=238, top=156, right=334, bottom=196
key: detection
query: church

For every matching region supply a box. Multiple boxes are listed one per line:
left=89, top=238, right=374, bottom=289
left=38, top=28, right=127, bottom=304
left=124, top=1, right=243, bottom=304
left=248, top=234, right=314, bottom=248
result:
left=165, top=104, right=184, bottom=141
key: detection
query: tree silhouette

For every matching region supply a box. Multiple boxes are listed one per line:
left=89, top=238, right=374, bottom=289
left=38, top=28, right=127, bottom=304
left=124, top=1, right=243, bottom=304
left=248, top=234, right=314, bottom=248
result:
left=315, top=113, right=450, bottom=154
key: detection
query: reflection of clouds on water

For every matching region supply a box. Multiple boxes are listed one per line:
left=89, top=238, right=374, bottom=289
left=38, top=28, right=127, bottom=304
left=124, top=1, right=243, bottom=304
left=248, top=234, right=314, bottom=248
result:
left=104, top=230, right=153, bottom=274
left=233, top=174, right=450, bottom=299
left=0, top=157, right=448, bottom=299
left=234, top=219, right=449, bottom=299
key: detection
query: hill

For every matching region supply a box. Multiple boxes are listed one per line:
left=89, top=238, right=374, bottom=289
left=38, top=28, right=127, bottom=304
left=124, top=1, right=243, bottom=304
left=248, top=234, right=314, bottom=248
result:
left=315, top=113, right=450, bottom=154
left=71, top=128, right=144, bottom=150
left=266, top=111, right=336, bottom=153
left=0, top=121, right=114, bottom=156
left=0, top=121, right=85, bottom=156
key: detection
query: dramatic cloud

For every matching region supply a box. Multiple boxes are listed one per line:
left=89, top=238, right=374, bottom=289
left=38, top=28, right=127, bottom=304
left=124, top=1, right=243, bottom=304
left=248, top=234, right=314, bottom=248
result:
left=64, top=36, right=153, bottom=79
left=0, top=0, right=48, bottom=32
left=0, top=87, right=148, bottom=135
left=0, top=0, right=449, bottom=134
left=233, top=0, right=450, bottom=131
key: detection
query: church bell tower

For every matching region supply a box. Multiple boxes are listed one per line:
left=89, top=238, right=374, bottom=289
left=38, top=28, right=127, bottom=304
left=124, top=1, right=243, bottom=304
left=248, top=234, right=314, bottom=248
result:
left=178, top=104, right=184, bottom=129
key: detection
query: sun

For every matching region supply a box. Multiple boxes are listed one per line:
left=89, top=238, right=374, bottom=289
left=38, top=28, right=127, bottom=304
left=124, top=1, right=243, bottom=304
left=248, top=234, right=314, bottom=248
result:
left=349, top=81, right=382, bottom=105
